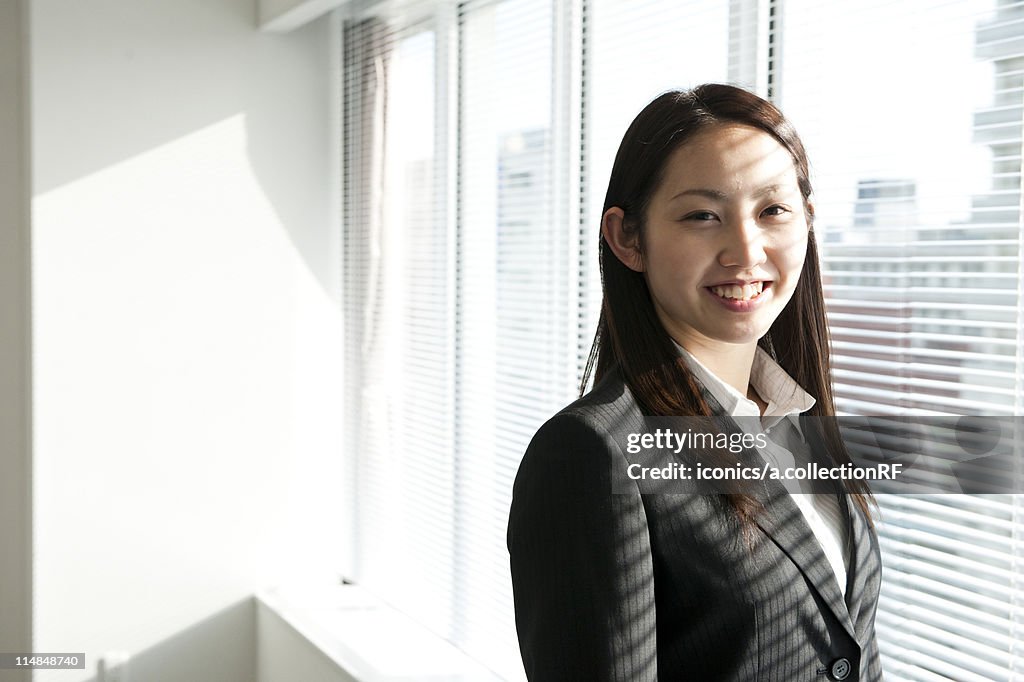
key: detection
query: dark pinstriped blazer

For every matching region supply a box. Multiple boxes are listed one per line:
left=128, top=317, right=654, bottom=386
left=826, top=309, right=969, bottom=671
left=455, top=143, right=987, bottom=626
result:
left=507, top=368, right=883, bottom=681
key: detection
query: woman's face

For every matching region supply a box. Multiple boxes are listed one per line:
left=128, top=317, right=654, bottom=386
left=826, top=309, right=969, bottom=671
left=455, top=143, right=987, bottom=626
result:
left=639, top=123, right=810, bottom=353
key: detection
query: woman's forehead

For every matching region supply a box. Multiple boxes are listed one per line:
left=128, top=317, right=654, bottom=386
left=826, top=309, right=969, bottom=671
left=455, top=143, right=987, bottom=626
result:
left=658, top=125, right=800, bottom=197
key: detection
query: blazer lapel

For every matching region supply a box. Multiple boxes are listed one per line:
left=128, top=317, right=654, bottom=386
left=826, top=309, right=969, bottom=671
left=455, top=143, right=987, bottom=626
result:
left=753, top=479, right=858, bottom=643
left=695, top=387, right=859, bottom=642
left=840, top=486, right=882, bottom=641
left=799, top=414, right=882, bottom=641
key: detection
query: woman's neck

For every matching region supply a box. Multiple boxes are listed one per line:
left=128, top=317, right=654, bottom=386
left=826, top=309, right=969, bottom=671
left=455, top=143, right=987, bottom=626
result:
left=682, top=340, right=757, bottom=399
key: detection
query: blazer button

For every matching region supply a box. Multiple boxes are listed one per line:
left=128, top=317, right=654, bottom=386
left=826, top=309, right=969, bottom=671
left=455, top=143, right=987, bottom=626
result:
left=829, top=657, right=851, bottom=680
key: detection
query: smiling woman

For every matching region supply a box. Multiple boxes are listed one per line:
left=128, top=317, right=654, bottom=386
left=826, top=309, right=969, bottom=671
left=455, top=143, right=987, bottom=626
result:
left=604, top=123, right=810, bottom=360
left=507, top=84, right=882, bottom=681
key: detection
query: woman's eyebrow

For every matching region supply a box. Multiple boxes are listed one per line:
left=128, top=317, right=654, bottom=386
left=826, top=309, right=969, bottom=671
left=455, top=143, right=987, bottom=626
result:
left=669, top=183, right=787, bottom=202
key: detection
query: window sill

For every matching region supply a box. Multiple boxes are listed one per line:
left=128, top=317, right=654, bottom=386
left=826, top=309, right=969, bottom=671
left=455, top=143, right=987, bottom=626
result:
left=255, top=584, right=504, bottom=681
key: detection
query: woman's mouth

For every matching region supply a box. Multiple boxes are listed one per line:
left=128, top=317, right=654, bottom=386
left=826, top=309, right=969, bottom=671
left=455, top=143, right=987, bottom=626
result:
left=708, top=281, right=769, bottom=301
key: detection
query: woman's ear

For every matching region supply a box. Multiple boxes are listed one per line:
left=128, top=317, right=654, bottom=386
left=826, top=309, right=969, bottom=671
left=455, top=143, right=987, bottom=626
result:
left=601, top=207, right=644, bottom=272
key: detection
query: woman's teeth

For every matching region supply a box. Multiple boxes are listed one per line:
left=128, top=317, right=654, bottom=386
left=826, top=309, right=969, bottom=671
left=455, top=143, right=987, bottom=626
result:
left=710, top=282, right=765, bottom=301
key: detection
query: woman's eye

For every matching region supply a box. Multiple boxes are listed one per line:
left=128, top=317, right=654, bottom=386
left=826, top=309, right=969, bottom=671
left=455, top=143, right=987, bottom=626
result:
left=762, top=205, right=790, bottom=218
left=684, top=211, right=717, bottom=222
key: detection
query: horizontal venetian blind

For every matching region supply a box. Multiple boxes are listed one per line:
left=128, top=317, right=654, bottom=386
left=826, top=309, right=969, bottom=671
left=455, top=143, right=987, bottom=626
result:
left=341, top=6, right=459, bottom=639
left=455, top=0, right=573, bottom=678
left=777, top=0, right=1024, bottom=679
left=780, top=0, right=1020, bottom=418
left=580, top=0, right=762, bottom=374
left=340, top=0, right=1024, bottom=679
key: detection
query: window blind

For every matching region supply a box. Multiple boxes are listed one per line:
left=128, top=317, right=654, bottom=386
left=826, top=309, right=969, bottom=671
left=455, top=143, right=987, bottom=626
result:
left=777, top=0, right=1024, bottom=679
left=342, top=9, right=459, bottom=639
left=339, top=0, right=1024, bottom=679
left=580, top=0, right=739, bottom=365
left=342, top=0, right=575, bottom=679
left=455, top=0, right=572, bottom=677
left=780, top=0, right=1020, bottom=418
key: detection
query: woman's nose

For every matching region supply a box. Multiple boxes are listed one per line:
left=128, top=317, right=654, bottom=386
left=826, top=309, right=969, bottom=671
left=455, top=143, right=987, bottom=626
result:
left=717, top=218, right=767, bottom=269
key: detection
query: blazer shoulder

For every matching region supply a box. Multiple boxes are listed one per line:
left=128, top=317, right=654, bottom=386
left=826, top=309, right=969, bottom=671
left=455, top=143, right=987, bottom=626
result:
left=541, top=369, right=644, bottom=444
left=512, top=370, right=645, bottom=492
left=510, top=371, right=647, bottom=535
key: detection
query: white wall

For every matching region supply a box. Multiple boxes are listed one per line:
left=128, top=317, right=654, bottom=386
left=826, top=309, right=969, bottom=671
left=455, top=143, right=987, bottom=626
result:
left=0, top=1, right=32, bottom=680
left=31, top=1, right=343, bottom=680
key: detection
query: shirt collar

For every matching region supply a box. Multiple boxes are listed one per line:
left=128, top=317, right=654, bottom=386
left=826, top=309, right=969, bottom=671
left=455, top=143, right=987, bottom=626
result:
left=673, top=341, right=816, bottom=433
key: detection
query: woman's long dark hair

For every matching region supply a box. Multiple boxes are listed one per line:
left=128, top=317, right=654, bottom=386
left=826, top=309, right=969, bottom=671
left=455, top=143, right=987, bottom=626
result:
left=582, top=83, right=876, bottom=529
